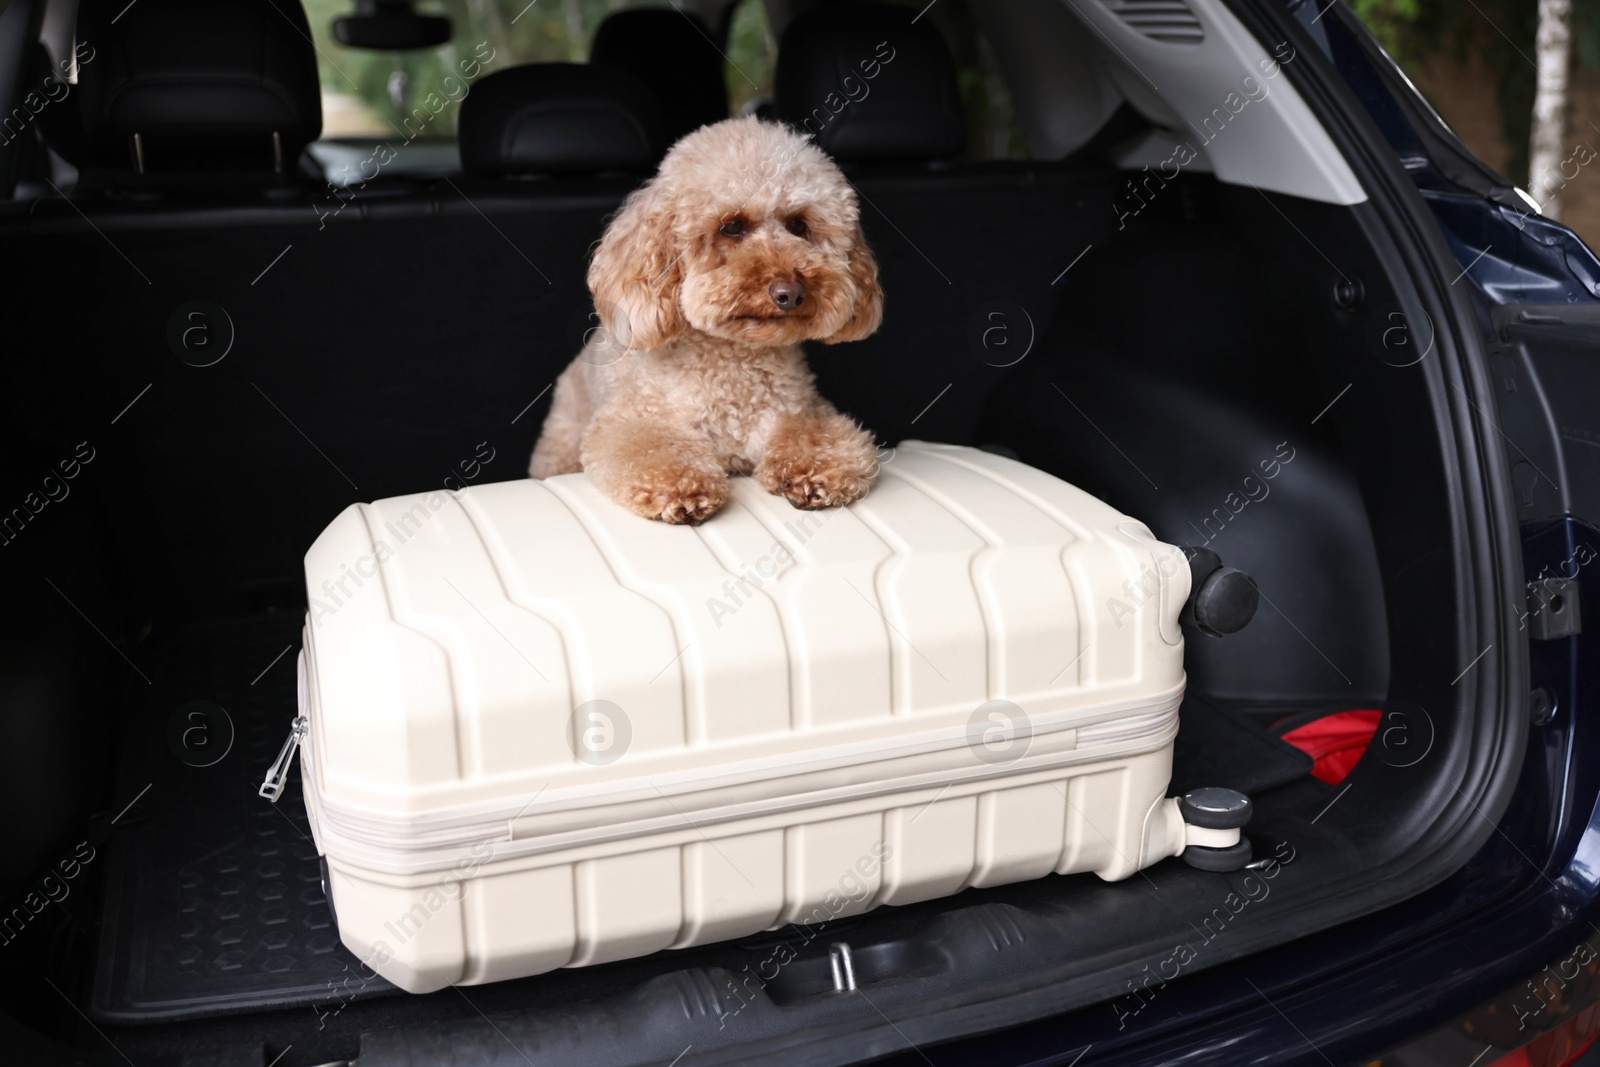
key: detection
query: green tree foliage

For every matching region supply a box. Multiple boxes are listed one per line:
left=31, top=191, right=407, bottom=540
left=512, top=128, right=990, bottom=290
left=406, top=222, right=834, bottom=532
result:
left=1344, top=0, right=1421, bottom=60
left=725, top=0, right=776, bottom=115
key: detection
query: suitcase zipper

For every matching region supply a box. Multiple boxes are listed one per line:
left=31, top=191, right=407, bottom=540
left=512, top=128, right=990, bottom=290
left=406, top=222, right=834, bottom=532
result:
left=260, top=716, right=308, bottom=803
left=1077, top=706, right=1179, bottom=747
left=303, top=698, right=1183, bottom=864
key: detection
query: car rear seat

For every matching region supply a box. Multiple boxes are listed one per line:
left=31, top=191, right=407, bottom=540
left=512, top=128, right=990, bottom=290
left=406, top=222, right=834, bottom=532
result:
left=458, top=62, right=664, bottom=178
left=1, top=30, right=659, bottom=614
left=590, top=8, right=729, bottom=149
left=3, top=0, right=1119, bottom=615
left=773, top=1, right=1116, bottom=445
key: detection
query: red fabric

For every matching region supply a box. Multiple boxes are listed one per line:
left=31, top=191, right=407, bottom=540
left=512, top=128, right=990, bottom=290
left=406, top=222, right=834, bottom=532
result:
left=1278, top=710, right=1382, bottom=785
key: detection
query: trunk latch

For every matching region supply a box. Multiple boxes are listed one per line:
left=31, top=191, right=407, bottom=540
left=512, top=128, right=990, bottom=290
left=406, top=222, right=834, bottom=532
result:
left=1526, top=577, right=1581, bottom=640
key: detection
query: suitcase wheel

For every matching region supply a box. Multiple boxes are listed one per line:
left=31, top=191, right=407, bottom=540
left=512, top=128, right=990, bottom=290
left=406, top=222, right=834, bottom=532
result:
left=1180, top=547, right=1259, bottom=637
left=1178, top=787, right=1253, bottom=830
left=1181, top=838, right=1254, bottom=872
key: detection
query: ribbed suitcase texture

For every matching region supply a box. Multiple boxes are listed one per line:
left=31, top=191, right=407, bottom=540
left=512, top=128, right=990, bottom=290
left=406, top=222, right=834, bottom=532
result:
left=294, top=443, right=1197, bottom=992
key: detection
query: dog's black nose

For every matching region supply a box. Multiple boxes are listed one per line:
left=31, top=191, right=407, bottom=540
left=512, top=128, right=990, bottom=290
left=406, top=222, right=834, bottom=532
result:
left=769, top=278, right=806, bottom=310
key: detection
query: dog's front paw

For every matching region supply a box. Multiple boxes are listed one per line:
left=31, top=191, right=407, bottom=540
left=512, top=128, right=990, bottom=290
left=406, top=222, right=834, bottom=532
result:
left=757, top=414, right=878, bottom=511
left=625, top=467, right=730, bottom=525
left=757, top=457, right=874, bottom=511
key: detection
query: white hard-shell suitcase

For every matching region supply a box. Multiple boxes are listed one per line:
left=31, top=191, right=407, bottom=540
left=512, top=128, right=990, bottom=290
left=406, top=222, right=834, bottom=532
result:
left=265, top=442, right=1250, bottom=993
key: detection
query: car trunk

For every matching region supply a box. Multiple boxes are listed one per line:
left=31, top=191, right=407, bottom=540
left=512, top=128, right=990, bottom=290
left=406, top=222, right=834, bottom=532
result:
left=0, top=15, right=1528, bottom=1067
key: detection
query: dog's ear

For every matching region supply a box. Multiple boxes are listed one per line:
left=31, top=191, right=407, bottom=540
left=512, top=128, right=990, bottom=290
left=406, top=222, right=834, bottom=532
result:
left=588, top=181, right=686, bottom=352
left=822, top=224, right=884, bottom=345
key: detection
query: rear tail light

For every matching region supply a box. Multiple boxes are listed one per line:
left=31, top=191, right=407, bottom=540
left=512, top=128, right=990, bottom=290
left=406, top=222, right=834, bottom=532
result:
left=1487, top=1004, right=1600, bottom=1067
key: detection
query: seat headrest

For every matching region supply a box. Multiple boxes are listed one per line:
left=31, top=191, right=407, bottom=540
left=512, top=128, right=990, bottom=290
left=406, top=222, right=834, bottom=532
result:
left=76, top=0, right=322, bottom=175
left=458, top=63, right=665, bottom=176
left=775, top=2, right=965, bottom=162
left=591, top=9, right=728, bottom=149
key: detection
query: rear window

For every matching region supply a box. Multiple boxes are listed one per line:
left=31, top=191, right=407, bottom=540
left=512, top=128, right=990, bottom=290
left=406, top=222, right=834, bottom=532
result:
left=306, top=0, right=728, bottom=140
left=305, top=0, right=1019, bottom=160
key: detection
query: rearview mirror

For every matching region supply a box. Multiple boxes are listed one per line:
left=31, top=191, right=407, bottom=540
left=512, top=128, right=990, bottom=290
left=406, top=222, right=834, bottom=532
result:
left=333, top=0, right=451, bottom=50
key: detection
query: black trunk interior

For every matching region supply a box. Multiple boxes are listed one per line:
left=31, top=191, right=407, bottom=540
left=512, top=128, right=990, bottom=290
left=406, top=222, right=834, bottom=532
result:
left=0, top=154, right=1518, bottom=1065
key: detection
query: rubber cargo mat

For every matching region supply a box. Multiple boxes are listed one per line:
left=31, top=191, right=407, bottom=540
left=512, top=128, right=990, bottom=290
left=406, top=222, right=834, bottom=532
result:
left=91, top=615, right=397, bottom=1022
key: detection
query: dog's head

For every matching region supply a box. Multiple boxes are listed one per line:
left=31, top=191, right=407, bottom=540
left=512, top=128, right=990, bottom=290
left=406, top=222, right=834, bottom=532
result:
left=588, top=116, right=883, bottom=352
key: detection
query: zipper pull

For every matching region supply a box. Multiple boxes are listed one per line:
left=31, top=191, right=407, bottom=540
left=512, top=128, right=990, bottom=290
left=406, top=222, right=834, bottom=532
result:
left=260, top=716, right=307, bottom=802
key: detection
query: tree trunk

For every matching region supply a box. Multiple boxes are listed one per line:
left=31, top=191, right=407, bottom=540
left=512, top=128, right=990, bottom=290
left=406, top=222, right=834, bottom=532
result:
left=464, top=0, right=508, bottom=55
left=1529, top=0, right=1573, bottom=218
left=563, top=0, right=586, bottom=61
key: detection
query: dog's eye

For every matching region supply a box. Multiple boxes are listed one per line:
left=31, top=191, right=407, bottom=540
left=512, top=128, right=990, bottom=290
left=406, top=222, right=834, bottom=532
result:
left=787, top=217, right=809, bottom=238
left=719, top=218, right=747, bottom=238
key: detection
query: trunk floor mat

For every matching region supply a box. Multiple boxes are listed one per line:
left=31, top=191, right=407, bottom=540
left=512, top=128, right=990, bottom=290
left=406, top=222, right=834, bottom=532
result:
left=91, top=614, right=398, bottom=1022
left=89, top=615, right=1310, bottom=1022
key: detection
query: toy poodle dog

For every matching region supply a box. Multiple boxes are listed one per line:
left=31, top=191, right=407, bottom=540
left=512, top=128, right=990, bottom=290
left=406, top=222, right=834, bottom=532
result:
left=528, top=116, right=884, bottom=525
